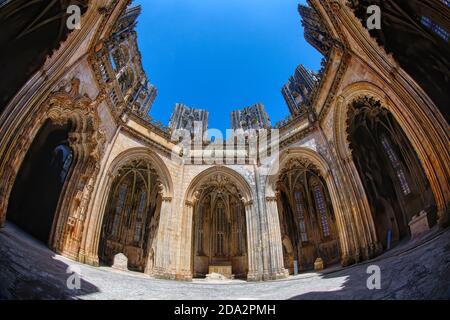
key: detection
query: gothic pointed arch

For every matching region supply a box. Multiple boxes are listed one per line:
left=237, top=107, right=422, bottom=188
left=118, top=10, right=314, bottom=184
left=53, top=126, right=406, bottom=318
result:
left=334, top=82, right=449, bottom=229
left=0, top=78, right=106, bottom=258
left=346, top=95, right=437, bottom=250
left=182, top=166, right=254, bottom=280
left=80, top=147, right=174, bottom=269
left=275, top=155, right=341, bottom=272
left=185, top=166, right=253, bottom=204
left=266, top=147, right=355, bottom=268
left=98, top=158, right=164, bottom=272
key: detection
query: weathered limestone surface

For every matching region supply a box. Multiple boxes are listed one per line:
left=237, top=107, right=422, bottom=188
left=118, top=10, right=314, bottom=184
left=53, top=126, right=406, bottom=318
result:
left=112, top=253, right=128, bottom=271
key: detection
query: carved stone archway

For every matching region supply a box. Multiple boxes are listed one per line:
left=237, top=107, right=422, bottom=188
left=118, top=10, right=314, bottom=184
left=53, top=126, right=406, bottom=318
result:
left=0, top=78, right=106, bottom=259
left=181, top=166, right=262, bottom=280
left=334, top=82, right=450, bottom=229
left=276, top=158, right=341, bottom=272
left=79, top=147, right=173, bottom=269
left=98, top=159, right=164, bottom=273
left=190, top=173, right=249, bottom=279
left=266, top=148, right=359, bottom=267
left=347, top=95, right=437, bottom=249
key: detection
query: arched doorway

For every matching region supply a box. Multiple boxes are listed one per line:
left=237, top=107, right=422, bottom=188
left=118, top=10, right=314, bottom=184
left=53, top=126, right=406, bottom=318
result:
left=276, top=159, right=340, bottom=273
left=347, top=96, right=437, bottom=249
left=191, top=173, right=248, bottom=279
left=7, top=119, right=73, bottom=244
left=99, top=159, right=162, bottom=272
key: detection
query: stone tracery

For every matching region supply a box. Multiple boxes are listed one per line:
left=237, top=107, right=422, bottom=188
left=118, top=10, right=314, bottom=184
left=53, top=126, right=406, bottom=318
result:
left=99, top=159, right=162, bottom=272
left=191, top=173, right=248, bottom=278
left=276, top=158, right=340, bottom=272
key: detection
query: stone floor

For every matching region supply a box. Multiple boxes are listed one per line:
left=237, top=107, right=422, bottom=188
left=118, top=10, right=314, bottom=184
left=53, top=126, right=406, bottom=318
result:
left=1, top=223, right=449, bottom=300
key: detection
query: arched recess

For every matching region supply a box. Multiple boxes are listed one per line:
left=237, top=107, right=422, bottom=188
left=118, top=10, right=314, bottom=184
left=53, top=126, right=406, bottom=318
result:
left=334, top=82, right=449, bottom=235
left=343, top=94, right=437, bottom=250
left=181, top=166, right=257, bottom=280
left=266, top=148, right=352, bottom=269
left=0, top=78, right=105, bottom=257
left=98, top=159, right=163, bottom=272
left=80, top=147, right=173, bottom=272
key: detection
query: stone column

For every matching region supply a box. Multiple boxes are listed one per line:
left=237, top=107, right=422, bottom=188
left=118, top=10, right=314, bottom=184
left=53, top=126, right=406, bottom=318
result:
left=176, top=200, right=194, bottom=280
left=152, top=196, right=177, bottom=279
left=265, top=195, right=289, bottom=279
left=244, top=200, right=264, bottom=281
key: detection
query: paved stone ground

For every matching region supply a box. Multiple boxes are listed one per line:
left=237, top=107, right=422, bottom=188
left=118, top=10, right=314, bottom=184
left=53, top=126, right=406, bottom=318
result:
left=1, top=223, right=449, bottom=300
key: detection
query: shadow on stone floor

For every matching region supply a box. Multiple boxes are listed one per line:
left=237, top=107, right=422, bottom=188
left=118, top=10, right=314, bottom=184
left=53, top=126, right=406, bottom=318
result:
left=0, top=223, right=100, bottom=300
left=1, top=222, right=450, bottom=300
left=288, top=229, right=450, bottom=300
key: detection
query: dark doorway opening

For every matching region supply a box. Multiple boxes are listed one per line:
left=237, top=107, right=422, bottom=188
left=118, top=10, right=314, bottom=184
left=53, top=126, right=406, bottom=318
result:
left=348, top=97, right=437, bottom=250
left=7, top=120, right=73, bottom=244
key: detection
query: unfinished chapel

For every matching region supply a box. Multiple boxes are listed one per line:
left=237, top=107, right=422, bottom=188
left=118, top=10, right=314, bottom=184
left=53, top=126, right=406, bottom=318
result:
left=0, top=0, right=448, bottom=284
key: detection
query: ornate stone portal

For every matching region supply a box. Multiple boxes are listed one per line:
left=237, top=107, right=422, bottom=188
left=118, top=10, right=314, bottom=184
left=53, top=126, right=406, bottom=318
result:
left=99, top=159, right=162, bottom=273
left=276, top=159, right=340, bottom=273
left=192, top=173, right=248, bottom=279
left=347, top=96, right=437, bottom=249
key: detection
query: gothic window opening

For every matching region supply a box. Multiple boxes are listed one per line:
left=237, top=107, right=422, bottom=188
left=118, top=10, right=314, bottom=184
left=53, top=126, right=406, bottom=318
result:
left=294, top=190, right=308, bottom=242
left=133, top=190, right=147, bottom=243
left=215, top=202, right=225, bottom=256
left=99, top=159, right=162, bottom=272
left=196, top=205, right=205, bottom=255
left=112, top=184, right=127, bottom=237
left=381, top=135, right=411, bottom=195
left=235, top=204, right=245, bottom=256
left=420, top=16, right=449, bottom=42
left=312, top=184, right=331, bottom=238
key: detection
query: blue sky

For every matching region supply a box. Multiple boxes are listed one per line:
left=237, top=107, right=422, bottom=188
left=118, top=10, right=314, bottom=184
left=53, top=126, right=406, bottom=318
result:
left=133, top=0, right=322, bottom=131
